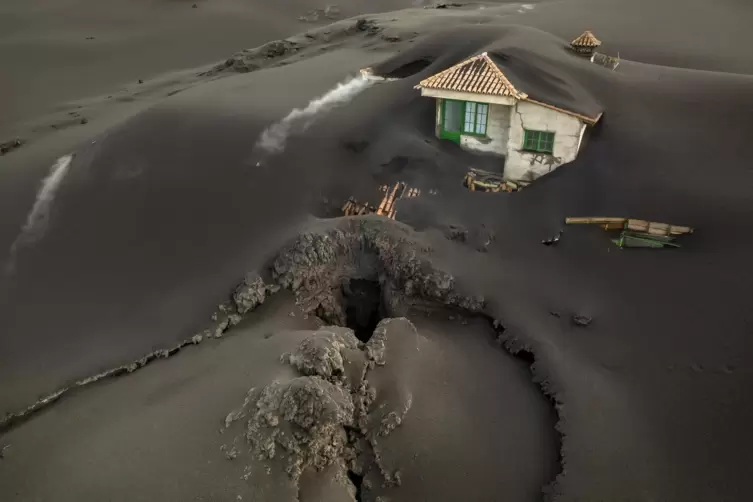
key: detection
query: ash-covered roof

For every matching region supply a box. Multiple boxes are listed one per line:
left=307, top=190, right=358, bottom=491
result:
left=571, top=30, right=602, bottom=48
left=415, top=53, right=527, bottom=99
left=416, top=51, right=602, bottom=125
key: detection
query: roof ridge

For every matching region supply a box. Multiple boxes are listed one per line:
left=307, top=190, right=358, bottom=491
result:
left=416, top=52, right=526, bottom=99
left=481, top=53, right=527, bottom=100
left=416, top=53, right=486, bottom=88
left=571, top=30, right=602, bottom=47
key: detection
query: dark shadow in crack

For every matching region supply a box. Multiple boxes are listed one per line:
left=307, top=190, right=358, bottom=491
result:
left=343, top=278, right=384, bottom=342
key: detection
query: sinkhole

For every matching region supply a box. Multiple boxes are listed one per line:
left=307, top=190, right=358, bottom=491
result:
left=343, top=279, right=384, bottom=342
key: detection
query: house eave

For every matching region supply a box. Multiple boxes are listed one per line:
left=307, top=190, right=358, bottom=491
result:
left=416, top=86, right=522, bottom=106
left=525, top=98, right=603, bottom=126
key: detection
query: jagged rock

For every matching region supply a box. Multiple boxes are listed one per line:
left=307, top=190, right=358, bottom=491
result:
left=572, top=315, right=592, bottom=327
left=259, top=39, right=297, bottom=58
left=212, top=39, right=297, bottom=74
left=284, top=328, right=361, bottom=384
left=0, top=138, right=24, bottom=155
left=244, top=377, right=355, bottom=481
left=233, top=273, right=268, bottom=314
left=353, top=18, right=380, bottom=35
left=445, top=224, right=468, bottom=242
left=364, top=320, right=389, bottom=366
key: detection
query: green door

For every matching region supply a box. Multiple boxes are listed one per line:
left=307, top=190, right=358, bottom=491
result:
left=440, top=99, right=463, bottom=144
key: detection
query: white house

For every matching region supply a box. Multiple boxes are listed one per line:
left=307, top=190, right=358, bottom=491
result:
left=414, top=52, right=602, bottom=181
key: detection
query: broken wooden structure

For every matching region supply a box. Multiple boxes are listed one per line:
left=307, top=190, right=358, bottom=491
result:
left=566, top=217, right=694, bottom=249
left=590, top=52, right=620, bottom=71
left=464, top=168, right=527, bottom=193
left=342, top=197, right=376, bottom=216
left=342, top=182, right=423, bottom=220
left=376, top=182, right=420, bottom=219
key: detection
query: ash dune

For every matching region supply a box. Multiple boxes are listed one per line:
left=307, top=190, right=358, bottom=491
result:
left=1, top=1, right=753, bottom=502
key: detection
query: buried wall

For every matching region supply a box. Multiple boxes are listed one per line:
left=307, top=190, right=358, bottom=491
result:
left=460, top=103, right=511, bottom=160
left=505, top=101, right=585, bottom=182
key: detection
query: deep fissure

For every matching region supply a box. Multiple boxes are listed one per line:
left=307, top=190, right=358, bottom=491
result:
left=347, top=469, right=364, bottom=502
left=484, top=314, right=564, bottom=496
left=342, top=278, right=384, bottom=342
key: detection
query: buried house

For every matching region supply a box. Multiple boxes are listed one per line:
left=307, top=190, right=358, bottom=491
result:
left=415, top=52, right=603, bottom=181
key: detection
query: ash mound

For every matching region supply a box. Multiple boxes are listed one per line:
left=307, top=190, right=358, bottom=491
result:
left=271, top=216, right=485, bottom=337
left=225, top=319, right=420, bottom=500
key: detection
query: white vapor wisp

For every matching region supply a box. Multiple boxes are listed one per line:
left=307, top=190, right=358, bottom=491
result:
left=5, top=153, right=74, bottom=275
left=255, top=74, right=377, bottom=154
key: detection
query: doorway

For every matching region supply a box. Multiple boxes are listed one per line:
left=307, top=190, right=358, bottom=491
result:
left=440, top=99, right=463, bottom=144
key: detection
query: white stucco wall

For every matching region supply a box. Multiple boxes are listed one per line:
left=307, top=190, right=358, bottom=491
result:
left=421, top=88, right=516, bottom=106
left=460, top=103, right=511, bottom=156
left=504, top=101, right=584, bottom=181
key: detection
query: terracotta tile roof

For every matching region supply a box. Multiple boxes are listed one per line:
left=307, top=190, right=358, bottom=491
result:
left=413, top=51, right=603, bottom=125
left=571, top=30, right=602, bottom=48
left=415, top=52, right=527, bottom=99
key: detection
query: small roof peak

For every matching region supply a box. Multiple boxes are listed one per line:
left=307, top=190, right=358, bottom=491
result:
left=415, top=52, right=526, bottom=99
left=571, top=30, right=602, bottom=48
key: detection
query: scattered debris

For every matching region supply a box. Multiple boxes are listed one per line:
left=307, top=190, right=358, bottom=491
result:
left=572, top=315, right=592, bottom=327
left=138, top=79, right=144, bottom=84
left=549, top=311, right=561, bottom=318
left=464, top=168, right=527, bottom=192
left=591, top=52, right=620, bottom=71
left=566, top=217, right=694, bottom=249
left=1, top=138, right=24, bottom=155
left=342, top=197, right=376, bottom=216
left=209, top=39, right=299, bottom=74
left=342, top=182, right=425, bottom=220
left=85, top=36, right=95, bottom=40
left=355, top=18, right=380, bottom=35
left=192, top=3, right=198, bottom=8
left=0, top=444, right=9, bottom=459
left=476, top=225, right=496, bottom=252
left=612, top=232, right=682, bottom=249
left=445, top=224, right=468, bottom=243
left=542, top=229, right=563, bottom=246
left=430, top=3, right=464, bottom=9
left=299, top=5, right=341, bottom=22
left=80, top=118, right=88, bottom=125
left=376, top=182, right=420, bottom=219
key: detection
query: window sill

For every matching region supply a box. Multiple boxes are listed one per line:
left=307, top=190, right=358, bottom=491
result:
left=521, top=148, right=554, bottom=155
left=463, top=133, right=491, bottom=142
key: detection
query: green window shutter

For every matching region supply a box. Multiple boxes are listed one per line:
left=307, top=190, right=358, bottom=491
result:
left=540, top=132, right=555, bottom=153
left=475, top=103, right=489, bottom=135
left=463, top=102, right=476, bottom=133
left=523, top=130, right=538, bottom=150
left=523, top=129, right=555, bottom=153
left=460, top=102, right=490, bottom=136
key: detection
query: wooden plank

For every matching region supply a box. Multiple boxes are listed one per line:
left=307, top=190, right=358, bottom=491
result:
left=566, top=217, right=627, bottom=225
